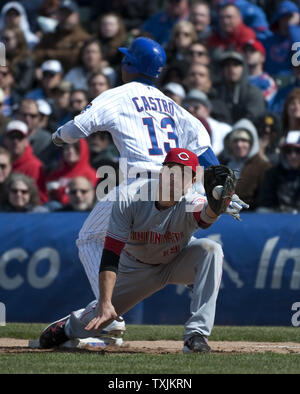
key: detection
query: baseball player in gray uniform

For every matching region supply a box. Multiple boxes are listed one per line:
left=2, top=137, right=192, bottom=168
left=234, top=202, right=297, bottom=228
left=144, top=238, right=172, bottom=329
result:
left=49, top=37, right=247, bottom=340
left=39, top=148, right=237, bottom=353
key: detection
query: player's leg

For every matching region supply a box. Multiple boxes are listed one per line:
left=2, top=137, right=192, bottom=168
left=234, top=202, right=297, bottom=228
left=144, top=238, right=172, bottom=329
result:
left=166, top=237, right=223, bottom=352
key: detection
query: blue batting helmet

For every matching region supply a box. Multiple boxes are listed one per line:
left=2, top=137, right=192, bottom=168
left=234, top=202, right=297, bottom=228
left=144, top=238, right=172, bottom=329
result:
left=118, top=37, right=166, bottom=79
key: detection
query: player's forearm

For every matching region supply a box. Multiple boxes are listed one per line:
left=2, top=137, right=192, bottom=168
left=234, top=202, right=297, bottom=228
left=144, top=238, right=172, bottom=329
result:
left=55, top=120, right=85, bottom=144
left=99, top=270, right=117, bottom=304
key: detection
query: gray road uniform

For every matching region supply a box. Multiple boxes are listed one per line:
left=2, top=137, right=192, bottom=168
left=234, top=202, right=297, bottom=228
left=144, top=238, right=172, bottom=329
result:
left=65, top=179, right=223, bottom=341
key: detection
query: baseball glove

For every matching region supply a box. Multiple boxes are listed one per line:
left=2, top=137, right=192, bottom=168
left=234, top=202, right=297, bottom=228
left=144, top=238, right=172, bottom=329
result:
left=204, top=165, right=237, bottom=216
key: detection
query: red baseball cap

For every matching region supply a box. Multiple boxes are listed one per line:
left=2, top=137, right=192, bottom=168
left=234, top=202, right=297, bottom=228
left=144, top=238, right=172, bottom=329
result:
left=243, top=39, right=266, bottom=56
left=163, top=148, right=199, bottom=173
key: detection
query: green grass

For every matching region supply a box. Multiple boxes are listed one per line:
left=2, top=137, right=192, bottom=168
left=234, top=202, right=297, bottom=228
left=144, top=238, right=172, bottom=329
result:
left=0, top=324, right=300, bottom=374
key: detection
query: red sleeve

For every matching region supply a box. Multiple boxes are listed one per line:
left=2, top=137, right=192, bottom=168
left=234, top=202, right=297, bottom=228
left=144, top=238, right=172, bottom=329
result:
left=104, top=235, right=126, bottom=256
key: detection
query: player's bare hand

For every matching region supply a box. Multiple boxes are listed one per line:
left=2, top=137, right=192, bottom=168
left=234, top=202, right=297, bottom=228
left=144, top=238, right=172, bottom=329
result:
left=85, top=302, right=122, bottom=331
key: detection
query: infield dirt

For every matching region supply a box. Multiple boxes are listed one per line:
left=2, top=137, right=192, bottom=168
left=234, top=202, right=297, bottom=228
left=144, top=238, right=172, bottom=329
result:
left=1, top=338, right=300, bottom=354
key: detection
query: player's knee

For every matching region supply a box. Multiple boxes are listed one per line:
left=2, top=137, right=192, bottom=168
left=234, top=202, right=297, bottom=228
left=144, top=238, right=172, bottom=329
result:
left=195, top=238, right=223, bottom=257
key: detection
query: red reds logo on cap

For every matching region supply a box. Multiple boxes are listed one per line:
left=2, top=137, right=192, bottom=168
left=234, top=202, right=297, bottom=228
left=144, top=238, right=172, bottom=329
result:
left=163, top=148, right=198, bottom=173
left=178, top=152, right=190, bottom=161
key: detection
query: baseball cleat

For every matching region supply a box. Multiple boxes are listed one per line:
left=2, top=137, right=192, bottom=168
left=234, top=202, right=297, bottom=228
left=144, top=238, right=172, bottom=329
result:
left=101, top=319, right=126, bottom=336
left=183, top=334, right=211, bottom=353
left=39, top=315, right=70, bottom=349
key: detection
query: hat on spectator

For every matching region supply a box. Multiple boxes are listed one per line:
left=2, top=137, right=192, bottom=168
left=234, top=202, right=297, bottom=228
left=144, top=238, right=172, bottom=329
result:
left=243, top=39, right=266, bottom=56
left=229, top=129, right=252, bottom=143
left=55, top=80, right=72, bottom=92
left=0, top=88, right=5, bottom=103
left=163, top=82, right=186, bottom=99
left=41, top=60, right=63, bottom=74
left=5, top=120, right=29, bottom=136
left=219, top=51, right=244, bottom=65
left=182, top=89, right=212, bottom=110
left=281, top=131, right=300, bottom=148
left=271, top=1, right=299, bottom=24
left=36, top=99, right=52, bottom=116
left=59, top=0, right=79, bottom=13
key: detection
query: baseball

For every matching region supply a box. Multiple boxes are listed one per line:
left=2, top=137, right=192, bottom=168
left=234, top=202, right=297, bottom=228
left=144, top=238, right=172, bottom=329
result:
left=212, top=185, right=223, bottom=200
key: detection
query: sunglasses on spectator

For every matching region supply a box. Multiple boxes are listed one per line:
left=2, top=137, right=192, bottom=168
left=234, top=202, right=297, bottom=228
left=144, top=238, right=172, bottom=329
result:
left=176, top=31, right=192, bottom=37
left=19, top=112, right=39, bottom=119
left=43, top=71, right=57, bottom=78
left=189, top=50, right=208, bottom=57
left=0, top=163, right=8, bottom=170
left=10, top=188, right=29, bottom=195
left=7, top=132, right=26, bottom=140
left=283, top=147, right=300, bottom=155
left=69, top=189, right=90, bottom=195
left=71, top=99, right=85, bottom=105
left=0, top=70, right=8, bottom=77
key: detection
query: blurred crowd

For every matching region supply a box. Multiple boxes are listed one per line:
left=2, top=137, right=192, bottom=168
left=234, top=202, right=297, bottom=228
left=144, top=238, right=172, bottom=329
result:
left=0, top=0, right=299, bottom=214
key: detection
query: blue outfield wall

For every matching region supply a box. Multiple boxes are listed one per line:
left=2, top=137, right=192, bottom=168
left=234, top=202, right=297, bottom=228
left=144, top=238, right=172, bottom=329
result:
left=0, top=213, right=299, bottom=326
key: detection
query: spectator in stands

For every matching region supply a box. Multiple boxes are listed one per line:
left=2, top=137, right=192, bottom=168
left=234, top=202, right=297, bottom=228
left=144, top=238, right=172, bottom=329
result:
left=218, top=118, right=271, bottom=210
left=0, top=2, right=39, bottom=49
left=282, top=88, right=300, bottom=139
left=184, top=62, right=232, bottom=123
left=0, top=65, right=20, bottom=118
left=0, top=172, right=46, bottom=212
left=214, top=51, right=266, bottom=124
left=46, top=139, right=97, bottom=205
left=58, top=176, right=96, bottom=212
left=189, top=1, right=211, bottom=42
left=70, top=90, right=89, bottom=117
left=44, top=80, right=72, bottom=131
left=65, top=39, right=116, bottom=90
left=208, top=3, right=256, bottom=55
left=182, top=89, right=231, bottom=156
left=258, top=131, right=300, bottom=213
left=217, top=0, right=271, bottom=40
left=0, top=27, right=35, bottom=94
left=26, top=60, right=63, bottom=101
left=36, top=98, right=52, bottom=130
left=0, top=146, right=12, bottom=195
left=162, top=82, right=186, bottom=105
left=87, top=72, right=111, bottom=101
left=2, top=120, right=48, bottom=203
left=94, top=12, right=128, bottom=67
left=242, top=39, right=278, bottom=107
left=90, top=0, right=161, bottom=35
left=142, top=0, right=190, bottom=46
left=16, top=98, right=59, bottom=173
left=255, top=112, right=281, bottom=165
left=262, top=1, right=300, bottom=77
left=0, top=88, right=10, bottom=135
left=185, top=41, right=211, bottom=67
left=87, top=131, right=119, bottom=172
left=271, top=66, right=300, bottom=115
left=158, top=59, right=190, bottom=87
left=166, top=21, right=198, bottom=62
left=33, top=0, right=91, bottom=71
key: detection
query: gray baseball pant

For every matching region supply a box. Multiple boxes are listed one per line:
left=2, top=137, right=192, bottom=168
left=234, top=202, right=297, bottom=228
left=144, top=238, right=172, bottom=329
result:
left=65, top=237, right=223, bottom=340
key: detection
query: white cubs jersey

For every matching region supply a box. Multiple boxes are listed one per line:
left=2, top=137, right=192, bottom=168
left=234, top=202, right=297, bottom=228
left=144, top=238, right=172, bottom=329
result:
left=107, top=178, right=208, bottom=265
left=73, top=81, right=211, bottom=175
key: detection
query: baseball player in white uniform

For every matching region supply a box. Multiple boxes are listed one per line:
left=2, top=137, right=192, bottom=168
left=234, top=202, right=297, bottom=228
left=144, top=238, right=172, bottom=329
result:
left=50, top=37, right=246, bottom=339
left=39, top=148, right=225, bottom=353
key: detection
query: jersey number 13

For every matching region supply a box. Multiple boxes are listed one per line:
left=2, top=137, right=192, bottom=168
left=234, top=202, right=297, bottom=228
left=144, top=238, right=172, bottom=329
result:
left=143, top=117, right=179, bottom=156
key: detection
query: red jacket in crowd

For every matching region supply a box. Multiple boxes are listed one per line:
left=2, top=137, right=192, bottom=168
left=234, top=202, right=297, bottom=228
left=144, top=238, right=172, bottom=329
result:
left=46, top=139, right=97, bottom=205
left=208, top=22, right=256, bottom=53
left=12, top=144, right=48, bottom=203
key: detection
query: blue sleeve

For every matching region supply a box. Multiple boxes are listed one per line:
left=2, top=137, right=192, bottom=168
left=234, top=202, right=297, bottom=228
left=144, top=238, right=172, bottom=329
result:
left=198, top=147, right=219, bottom=168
